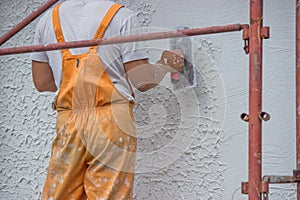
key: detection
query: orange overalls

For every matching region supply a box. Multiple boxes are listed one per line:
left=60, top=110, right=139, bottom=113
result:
left=42, top=3, right=137, bottom=200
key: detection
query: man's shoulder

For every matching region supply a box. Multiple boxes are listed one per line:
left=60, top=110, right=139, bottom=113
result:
left=35, top=9, right=52, bottom=31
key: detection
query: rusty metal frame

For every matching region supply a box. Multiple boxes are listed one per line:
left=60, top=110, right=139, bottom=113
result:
left=242, top=1, right=300, bottom=199
left=0, top=24, right=247, bottom=55
left=242, top=170, right=300, bottom=199
left=0, top=0, right=299, bottom=200
left=248, top=0, right=264, bottom=199
left=238, top=0, right=268, bottom=199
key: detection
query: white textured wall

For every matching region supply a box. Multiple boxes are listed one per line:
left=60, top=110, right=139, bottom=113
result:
left=0, top=0, right=296, bottom=199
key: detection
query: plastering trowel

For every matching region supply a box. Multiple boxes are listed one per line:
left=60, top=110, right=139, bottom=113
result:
left=170, top=26, right=196, bottom=90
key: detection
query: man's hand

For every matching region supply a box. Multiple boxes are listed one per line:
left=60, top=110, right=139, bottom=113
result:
left=157, top=50, right=184, bottom=72
left=124, top=50, right=185, bottom=92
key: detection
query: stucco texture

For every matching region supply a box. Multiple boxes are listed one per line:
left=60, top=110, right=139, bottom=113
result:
left=0, top=0, right=296, bottom=199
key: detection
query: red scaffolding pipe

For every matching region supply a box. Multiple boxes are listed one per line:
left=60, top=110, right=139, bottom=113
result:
left=296, top=0, right=300, bottom=199
left=248, top=0, right=263, bottom=199
left=0, top=0, right=59, bottom=46
left=0, top=24, right=247, bottom=56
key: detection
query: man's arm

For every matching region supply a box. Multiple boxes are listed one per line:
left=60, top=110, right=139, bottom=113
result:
left=124, top=50, right=184, bottom=92
left=32, top=61, right=57, bottom=92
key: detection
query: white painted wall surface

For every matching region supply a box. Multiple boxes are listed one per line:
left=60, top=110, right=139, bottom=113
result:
left=0, top=0, right=296, bottom=199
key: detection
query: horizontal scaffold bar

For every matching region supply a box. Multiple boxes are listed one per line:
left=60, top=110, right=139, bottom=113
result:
left=0, top=23, right=248, bottom=56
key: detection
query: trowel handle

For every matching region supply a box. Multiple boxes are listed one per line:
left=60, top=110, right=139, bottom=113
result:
left=171, top=72, right=180, bottom=84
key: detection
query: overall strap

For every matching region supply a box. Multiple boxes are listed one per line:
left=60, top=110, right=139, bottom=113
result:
left=52, top=4, right=71, bottom=57
left=89, top=3, right=123, bottom=53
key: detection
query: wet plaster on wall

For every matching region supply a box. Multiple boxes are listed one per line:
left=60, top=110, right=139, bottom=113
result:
left=132, top=37, right=226, bottom=199
left=259, top=1, right=296, bottom=199
left=141, top=0, right=296, bottom=199
left=113, top=0, right=158, bottom=27
left=113, top=1, right=227, bottom=199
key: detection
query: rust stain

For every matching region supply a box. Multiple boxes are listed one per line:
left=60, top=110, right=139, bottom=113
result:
left=254, top=152, right=261, bottom=158
left=254, top=53, right=259, bottom=81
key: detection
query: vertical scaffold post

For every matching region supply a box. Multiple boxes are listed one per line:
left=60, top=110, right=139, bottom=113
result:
left=296, top=0, right=300, bottom=199
left=248, top=0, right=263, bottom=199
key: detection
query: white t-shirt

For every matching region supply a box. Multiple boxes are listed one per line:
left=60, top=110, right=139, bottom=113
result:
left=30, top=0, right=148, bottom=100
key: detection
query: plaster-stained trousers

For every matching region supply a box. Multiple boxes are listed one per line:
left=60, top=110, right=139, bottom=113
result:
left=42, top=4, right=137, bottom=200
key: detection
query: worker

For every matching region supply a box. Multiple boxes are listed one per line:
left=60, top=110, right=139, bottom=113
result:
left=30, top=0, right=184, bottom=199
